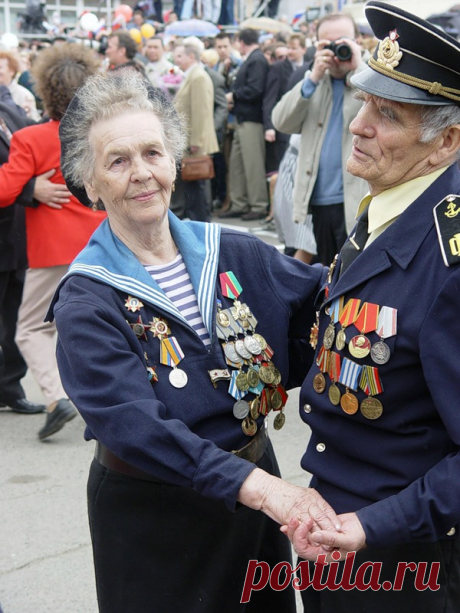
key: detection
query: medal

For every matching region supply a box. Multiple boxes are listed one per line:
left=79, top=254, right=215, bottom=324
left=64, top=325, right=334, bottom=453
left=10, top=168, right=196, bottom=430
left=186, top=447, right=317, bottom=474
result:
left=340, top=391, right=359, bottom=414
left=208, top=368, right=232, bottom=388
left=228, top=370, right=248, bottom=400
left=259, top=364, right=275, bottom=385
left=335, top=328, right=346, bottom=350
left=274, top=411, right=285, bottom=430
left=250, top=397, right=260, bottom=420
left=310, top=321, right=319, bottom=350
left=217, top=310, right=231, bottom=327
left=235, top=371, right=250, bottom=392
left=370, top=340, right=391, bottom=365
left=360, top=396, right=383, bottom=420
left=150, top=317, right=171, bottom=340
left=323, top=322, right=335, bottom=350
left=348, top=334, right=371, bottom=359
left=247, top=367, right=260, bottom=388
left=220, top=271, right=243, bottom=300
left=338, top=358, right=362, bottom=392
left=328, top=383, right=341, bottom=405
left=271, top=367, right=282, bottom=386
left=223, top=341, right=242, bottom=365
left=270, top=389, right=283, bottom=410
left=354, top=302, right=379, bottom=335
left=235, top=339, right=252, bottom=360
left=252, top=333, right=267, bottom=351
left=313, top=372, right=326, bottom=393
left=169, top=368, right=188, bottom=388
left=243, top=335, right=262, bottom=355
left=337, top=298, right=361, bottom=351
left=233, top=399, right=250, bottom=420
left=242, top=416, right=258, bottom=436
left=125, top=295, right=144, bottom=313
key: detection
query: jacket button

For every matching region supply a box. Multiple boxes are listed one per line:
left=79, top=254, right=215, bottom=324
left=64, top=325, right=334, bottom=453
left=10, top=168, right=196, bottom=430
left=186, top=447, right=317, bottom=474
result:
left=316, top=443, right=326, bottom=452
left=303, top=404, right=312, bottom=413
left=447, top=527, right=456, bottom=536
left=318, top=122, right=323, bottom=127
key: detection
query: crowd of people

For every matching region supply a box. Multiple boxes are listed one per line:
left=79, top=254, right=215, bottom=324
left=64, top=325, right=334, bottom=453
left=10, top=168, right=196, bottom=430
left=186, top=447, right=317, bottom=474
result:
left=2, top=1, right=460, bottom=611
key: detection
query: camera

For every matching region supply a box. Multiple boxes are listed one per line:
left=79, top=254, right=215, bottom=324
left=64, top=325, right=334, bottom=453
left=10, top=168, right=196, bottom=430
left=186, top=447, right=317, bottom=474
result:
left=324, top=41, right=352, bottom=62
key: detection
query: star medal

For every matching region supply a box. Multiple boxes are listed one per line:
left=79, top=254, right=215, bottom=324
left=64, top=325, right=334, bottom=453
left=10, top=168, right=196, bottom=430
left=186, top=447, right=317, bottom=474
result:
left=128, top=315, right=148, bottom=341
left=149, top=317, right=171, bottom=340
left=125, top=295, right=144, bottom=313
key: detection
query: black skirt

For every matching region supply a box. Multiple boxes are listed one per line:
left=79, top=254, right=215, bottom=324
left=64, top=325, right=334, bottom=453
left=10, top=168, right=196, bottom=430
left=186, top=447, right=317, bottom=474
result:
left=87, top=441, right=297, bottom=613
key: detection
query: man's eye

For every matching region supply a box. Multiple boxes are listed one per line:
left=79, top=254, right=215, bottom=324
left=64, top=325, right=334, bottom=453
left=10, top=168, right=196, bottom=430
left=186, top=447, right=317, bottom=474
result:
left=381, top=108, right=397, bottom=122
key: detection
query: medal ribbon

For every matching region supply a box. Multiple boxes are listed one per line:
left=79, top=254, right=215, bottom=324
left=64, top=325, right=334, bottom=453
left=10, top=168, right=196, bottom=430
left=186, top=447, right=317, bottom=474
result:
left=329, top=296, right=344, bottom=324
left=359, top=365, right=384, bottom=396
left=327, top=351, right=341, bottom=382
left=219, top=271, right=243, bottom=300
left=338, top=358, right=362, bottom=392
left=316, top=346, right=330, bottom=373
left=228, top=370, right=248, bottom=400
left=160, top=336, right=185, bottom=367
left=338, top=298, right=361, bottom=328
left=355, top=302, right=379, bottom=334
left=377, top=306, right=397, bottom=339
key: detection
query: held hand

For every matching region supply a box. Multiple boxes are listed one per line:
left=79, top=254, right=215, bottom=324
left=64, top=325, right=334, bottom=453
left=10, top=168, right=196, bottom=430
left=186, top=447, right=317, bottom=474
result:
left=265, top=129, right=276, bottom=143
left=283, top=512, right=366, bottom=562
left=34, top=169, right=71, bottom=209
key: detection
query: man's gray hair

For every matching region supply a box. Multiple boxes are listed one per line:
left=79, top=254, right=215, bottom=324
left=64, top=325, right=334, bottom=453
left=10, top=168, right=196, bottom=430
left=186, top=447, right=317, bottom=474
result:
left=60, top=71, right=187, bottom=190
left=419, top=104, right=460, bottom=159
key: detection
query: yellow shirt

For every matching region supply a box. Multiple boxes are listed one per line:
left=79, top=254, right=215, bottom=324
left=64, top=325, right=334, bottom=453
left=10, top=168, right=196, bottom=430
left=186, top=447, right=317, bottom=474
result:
left=356, top=166, right=450, bottom=248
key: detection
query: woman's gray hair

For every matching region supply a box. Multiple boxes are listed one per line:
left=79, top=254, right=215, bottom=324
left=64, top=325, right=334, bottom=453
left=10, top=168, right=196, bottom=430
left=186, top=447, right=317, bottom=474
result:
left=419, top=105, right=460, bottom=158
left=60, top=71, right=187, bottom=190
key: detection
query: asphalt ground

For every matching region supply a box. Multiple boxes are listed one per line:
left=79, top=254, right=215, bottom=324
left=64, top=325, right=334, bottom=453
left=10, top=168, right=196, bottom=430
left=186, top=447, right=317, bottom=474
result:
left=0, top=217, right=312, bottom=612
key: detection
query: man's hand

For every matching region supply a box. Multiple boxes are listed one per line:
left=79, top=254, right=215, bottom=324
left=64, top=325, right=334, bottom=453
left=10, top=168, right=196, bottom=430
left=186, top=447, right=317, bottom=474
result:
left=310, top=40, right=336, bottom=84
left=282, top=512, right=367, bottom=562
left=311, top=38, right=362, bottom=83
left=265, top=129, right=276, bottom=142
left=34, top=169, right=71, bottom=209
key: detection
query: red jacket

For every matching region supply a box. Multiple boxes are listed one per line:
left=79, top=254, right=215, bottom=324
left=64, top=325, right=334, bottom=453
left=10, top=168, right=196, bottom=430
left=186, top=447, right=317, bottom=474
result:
left=0, top=119, right=105, bottom=268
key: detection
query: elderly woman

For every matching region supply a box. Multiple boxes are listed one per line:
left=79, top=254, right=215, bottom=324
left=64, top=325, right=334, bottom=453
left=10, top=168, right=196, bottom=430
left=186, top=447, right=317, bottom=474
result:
left=0, top=44, right=105, bottom=439
left=49, top=71, right=338, bottom=612
left=0, top=50, right=40, bottom=120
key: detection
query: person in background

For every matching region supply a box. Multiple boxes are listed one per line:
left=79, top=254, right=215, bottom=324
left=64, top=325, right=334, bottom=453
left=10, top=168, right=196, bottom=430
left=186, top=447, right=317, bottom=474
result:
left=50, top=69, right=339, bottom=612
left=105, top=31, right=145, bottom=74
left=0, top=43, right=106, bottom=440
left=144, top=36, right=173, bottom=88
left=0, top=51, right=39, bottom=121
left=220, top=28, right=269, bottom=221
left=272, top=13, right=368, bottom=265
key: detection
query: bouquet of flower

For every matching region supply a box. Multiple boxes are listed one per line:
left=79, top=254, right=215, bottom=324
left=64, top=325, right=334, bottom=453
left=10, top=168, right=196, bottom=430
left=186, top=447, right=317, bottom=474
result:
left=159, top=66, right=183, bottom=100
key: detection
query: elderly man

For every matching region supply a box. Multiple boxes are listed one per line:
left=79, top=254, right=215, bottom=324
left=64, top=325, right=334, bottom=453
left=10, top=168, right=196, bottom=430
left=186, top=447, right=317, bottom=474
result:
left=285, top=2, right=460, bottom=611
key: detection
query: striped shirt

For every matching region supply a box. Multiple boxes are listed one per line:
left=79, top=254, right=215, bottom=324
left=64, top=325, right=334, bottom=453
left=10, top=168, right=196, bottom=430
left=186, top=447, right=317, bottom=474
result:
left=145, top=253, right=211, bottom=346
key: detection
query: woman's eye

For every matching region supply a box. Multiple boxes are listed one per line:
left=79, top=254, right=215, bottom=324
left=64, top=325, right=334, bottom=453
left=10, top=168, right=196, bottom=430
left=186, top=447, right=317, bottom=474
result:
left=112, top=158, right=124, bottom=166
left=147, top=150, right=159, bottom=157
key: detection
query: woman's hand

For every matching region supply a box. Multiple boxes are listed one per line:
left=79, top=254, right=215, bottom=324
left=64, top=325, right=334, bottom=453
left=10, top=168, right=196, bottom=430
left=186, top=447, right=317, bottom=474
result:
left=34, top=169, right=71, bottom=208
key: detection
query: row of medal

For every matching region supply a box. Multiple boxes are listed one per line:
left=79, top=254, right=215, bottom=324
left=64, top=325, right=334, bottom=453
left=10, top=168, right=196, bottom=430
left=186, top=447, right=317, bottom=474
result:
left=311, top=297, right=398, bottom=420
left=213, top=272, right=288, bottom=436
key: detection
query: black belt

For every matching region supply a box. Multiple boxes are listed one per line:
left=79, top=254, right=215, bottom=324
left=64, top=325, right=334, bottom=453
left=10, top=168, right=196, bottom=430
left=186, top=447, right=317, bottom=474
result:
left=95, top=427, right=269, bottom=482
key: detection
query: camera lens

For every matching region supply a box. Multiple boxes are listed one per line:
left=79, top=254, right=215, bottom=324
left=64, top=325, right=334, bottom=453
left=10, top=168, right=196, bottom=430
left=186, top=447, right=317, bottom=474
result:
left=335, top=42, right=352, bottom=61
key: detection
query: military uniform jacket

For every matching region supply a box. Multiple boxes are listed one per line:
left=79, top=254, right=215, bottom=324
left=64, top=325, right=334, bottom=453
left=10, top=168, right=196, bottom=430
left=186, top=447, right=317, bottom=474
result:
left=301, top=164, right=460, bottom=548
left=48, top=213, right=323, bottom=510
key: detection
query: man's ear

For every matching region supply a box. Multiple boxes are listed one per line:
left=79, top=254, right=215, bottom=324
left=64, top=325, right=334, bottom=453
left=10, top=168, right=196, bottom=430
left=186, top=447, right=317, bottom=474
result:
left=430, top=124, right=460, bottom=166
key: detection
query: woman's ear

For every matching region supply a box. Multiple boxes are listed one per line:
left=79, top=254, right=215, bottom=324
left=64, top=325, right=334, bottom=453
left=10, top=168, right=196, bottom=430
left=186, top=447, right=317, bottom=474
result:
left=84, top=182, right=99, bottom=205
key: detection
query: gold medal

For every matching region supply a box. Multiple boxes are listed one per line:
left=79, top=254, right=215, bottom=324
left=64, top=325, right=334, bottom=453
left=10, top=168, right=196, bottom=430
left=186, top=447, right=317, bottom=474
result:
left=271, top=367, right=282, bottom=386
left=360, top=397, right=383, bottom=420
left=348, top=334, right=371, bottom=359
left=247, top=368, right=260, bottom=388
left=335, top=328, right=347, bottom=351
left=235, top=371, right=249, bottom=392
left=340, top=391, right=359, bottom=414
left=328, top=383, right=341, bottom=406
left=313, top=372, right=326, bottom=393
left=271, top=390, right=283, bottom=410
left=259, top=364, right=275, bottom=385
left=252, top=333, right=267, bottom=352
left=274, top=411, right=285, bottom=430
left=242, top=416, right=258, bottom=436
left=217, top=311, right=230, bottom=327
left=323, top=322, right=335, bottom=350
left=250, top=397, right=260, bottom=420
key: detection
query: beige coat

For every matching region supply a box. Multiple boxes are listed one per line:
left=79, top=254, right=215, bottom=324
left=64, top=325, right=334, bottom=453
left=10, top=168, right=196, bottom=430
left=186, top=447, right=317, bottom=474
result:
left=174, top=64, right=218, bottom=156
left=272, top=67, right=368, bottom=233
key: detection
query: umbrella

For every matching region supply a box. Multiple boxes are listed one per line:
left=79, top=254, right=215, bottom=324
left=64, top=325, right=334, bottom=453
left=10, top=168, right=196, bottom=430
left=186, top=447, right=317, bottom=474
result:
left=239, top=17, right=293, bottom=34
left=164, top=19, right=220, bottom=37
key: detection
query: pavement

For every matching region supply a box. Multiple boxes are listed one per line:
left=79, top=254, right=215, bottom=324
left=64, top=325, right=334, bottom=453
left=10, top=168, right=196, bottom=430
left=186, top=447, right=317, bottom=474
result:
left=0, top=215, right=312, bottom=613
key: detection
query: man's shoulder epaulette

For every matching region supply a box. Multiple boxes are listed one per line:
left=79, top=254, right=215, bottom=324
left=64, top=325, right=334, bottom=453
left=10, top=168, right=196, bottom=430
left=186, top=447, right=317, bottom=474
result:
left=433, top=194, right=460, bottom=267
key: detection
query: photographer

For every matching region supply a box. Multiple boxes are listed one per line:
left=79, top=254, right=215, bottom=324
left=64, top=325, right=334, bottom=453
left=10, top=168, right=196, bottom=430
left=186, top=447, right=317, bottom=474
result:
left=272, top=13, right=368, bottom=265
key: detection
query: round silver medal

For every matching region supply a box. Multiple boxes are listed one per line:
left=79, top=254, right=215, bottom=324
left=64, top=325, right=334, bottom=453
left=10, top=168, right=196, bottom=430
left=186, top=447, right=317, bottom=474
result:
left=224, top=342, right=242, bottom=364
left=169, top=368, right=188, bottom=388
left=244, top=335, right=262, bottom=355
left=233, top=399, right=250, bottom=420
left=370, top=340, right=391, bottom=365
left=235, top=339, right=252, bottom=360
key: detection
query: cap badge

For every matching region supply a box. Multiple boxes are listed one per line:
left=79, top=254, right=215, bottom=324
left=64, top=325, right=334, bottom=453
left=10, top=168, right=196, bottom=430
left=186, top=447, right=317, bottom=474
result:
left=377, top=29, right=403, bottom=70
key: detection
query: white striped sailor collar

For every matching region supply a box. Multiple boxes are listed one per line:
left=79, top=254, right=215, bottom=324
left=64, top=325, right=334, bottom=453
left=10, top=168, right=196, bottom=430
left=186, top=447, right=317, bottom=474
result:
left=49, top=211, right=221, bottom=339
